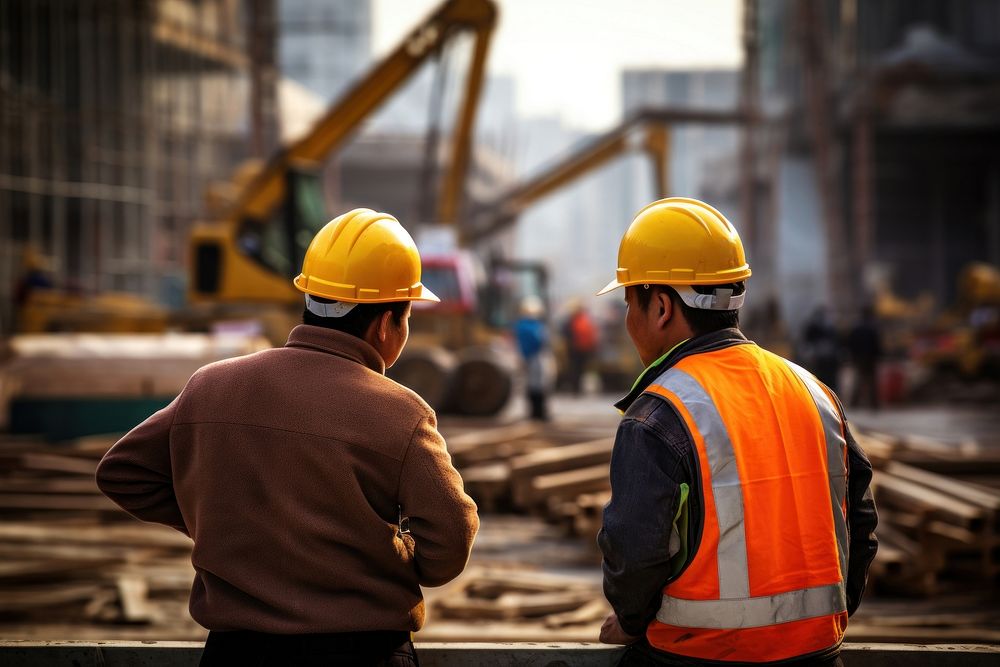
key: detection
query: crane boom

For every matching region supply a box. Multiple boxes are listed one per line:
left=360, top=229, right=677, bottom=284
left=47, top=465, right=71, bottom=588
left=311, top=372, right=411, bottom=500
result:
left=190, top=0, right=497, bottom=304
left=465, top=107, right=747, bottom=243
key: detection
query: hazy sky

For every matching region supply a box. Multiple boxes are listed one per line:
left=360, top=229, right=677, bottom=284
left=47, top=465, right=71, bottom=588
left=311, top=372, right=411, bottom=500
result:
left=372, top=0, right=743, bottom=132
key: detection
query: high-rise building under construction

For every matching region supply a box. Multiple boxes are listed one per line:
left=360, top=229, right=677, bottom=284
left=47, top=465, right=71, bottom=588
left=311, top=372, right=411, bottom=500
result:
left=0, top=0, right=279, bottom=332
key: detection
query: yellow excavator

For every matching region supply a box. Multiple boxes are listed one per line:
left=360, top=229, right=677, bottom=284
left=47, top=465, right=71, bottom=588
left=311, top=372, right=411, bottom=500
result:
left=188, top=0, right=496, bottom=311
left=16, top=0, right=510, bottom=414
left=909, top=262, right=1000, bottom=382
left=182, top=0, right=526, bottom=415
left=15, top=0, right=496, bottom=342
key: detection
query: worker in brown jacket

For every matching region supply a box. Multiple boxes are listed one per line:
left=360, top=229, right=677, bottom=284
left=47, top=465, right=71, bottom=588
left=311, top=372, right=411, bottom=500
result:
left=97, top=209, right=479, bottom=666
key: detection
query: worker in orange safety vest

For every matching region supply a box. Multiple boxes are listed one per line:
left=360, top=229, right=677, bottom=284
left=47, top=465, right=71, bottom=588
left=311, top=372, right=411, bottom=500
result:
left=595, top=198, right=878, bottom=666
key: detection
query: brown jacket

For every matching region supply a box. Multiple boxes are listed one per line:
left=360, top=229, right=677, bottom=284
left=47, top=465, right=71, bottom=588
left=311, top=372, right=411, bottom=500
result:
left=96, top=325, right=479, bottom=633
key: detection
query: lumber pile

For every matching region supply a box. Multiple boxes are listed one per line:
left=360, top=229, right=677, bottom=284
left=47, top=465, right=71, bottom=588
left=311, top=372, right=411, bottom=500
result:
left=0, top=434, right=201, bottom=639
left=453, top=422, right=1000, bottom=597
left=855, top=429, right=1000, bottom=596
left=430, top=567, right=608, bottom=628
left=447, top=423, right=613, bottom=539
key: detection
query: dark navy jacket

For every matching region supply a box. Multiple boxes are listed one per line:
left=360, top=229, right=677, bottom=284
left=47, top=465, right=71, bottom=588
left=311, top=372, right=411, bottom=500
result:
left=599, top=329, right=879, bottom=648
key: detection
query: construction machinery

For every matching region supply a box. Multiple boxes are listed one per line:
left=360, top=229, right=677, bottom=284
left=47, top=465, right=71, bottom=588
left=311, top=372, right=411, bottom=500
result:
left=188, top=0, right=496, bottom=312
left=181, top=0, right=523, bottom=415
left=13, top=0, right=496, bottom=343
left=909, top=262, right=1000, bottom=385
left=460, top=107, right=747, bottom=391
left=16, top=0, right=509, bottom=414
left=465, top=107, right=747, bottom=243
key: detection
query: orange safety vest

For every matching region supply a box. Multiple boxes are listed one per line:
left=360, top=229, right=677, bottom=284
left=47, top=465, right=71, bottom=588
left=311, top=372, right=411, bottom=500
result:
left=643, top=344, right=849, bottom=663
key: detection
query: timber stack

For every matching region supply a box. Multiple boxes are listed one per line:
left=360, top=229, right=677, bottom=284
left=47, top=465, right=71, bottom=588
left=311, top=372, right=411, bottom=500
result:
left=1, top=418, right=998, bottom=641
left=856, top=431, right=1000, bottom=596
left=0, top=434, right=201, bottom=640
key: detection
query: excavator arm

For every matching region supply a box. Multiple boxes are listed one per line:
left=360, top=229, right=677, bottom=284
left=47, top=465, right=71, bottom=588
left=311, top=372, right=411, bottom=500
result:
left=465, top=107, right=746, bottom=244
left=190, top=0, right=496, bottom=304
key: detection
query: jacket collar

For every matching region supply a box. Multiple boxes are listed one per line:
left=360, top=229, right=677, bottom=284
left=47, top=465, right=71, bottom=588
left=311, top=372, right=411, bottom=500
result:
left=285, top=324, right=386, bottom=375
left=614, top=328, right=751, bottom=412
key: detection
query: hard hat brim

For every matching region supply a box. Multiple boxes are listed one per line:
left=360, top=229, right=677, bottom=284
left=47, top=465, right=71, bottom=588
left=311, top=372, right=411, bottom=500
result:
left=294, top=274, right=441, bottom=304
left=596, top=279, right=623, bottom=296
left=415, top=285, right=440, bottom=303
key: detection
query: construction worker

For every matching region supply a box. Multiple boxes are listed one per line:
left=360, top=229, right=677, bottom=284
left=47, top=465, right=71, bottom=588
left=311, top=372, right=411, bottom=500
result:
left=595, top=198, right=878, bottom=666
left=97, top=209, right=479, bottom=666
left=515, top=295, right=553, bottom=420
left=563, top=299, right=600, bottom=394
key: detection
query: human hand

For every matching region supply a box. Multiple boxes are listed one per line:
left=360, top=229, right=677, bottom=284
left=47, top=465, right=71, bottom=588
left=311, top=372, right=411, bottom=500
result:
left=599, top=612, right=641, bottom=645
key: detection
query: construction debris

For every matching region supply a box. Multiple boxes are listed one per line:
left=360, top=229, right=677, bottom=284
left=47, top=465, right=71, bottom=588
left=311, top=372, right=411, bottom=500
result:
left=0, top=434, right=201, bottom=639
left=855, top=430, right=1000, bottom=596
left=433, top=569, right=599, bottom=622
left=1, top=413, right=999, bottom=643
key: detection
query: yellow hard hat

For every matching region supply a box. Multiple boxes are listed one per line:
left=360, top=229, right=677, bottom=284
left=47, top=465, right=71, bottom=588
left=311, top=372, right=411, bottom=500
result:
left=294, top=208, right=440, bottom=303
left=597, top=197, right=751, bottom=296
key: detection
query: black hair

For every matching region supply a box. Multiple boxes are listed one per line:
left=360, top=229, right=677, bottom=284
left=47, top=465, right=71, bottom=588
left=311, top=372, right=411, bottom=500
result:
left=302, top=296, right=409, bottom=339
left=634, top=282, right=745, bottom=336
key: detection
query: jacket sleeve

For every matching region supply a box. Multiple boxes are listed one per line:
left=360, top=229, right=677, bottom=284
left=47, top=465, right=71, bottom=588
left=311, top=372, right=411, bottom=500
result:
left=398, top=412, right=479, bottom=587
left=95, top=397, right=189, bottom=536
left=599, top=406, right=689, bottom=637
left=843, top=421, right=878, bottom=615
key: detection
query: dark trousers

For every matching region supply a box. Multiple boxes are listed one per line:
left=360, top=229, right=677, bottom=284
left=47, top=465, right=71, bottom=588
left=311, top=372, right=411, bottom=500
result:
left=200, top=630, right=417, bottom=667
left=567, top=349, right=591, bottom=394
left=851, top=363, right=879, bottom=410
left=527, top=389, right=549, bottom=421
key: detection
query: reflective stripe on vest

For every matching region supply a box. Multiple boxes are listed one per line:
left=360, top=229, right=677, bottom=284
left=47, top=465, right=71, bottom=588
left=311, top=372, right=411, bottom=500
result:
left=647, top=350, right=848, bottom=634
left=784, top=360, right=850, bottom=581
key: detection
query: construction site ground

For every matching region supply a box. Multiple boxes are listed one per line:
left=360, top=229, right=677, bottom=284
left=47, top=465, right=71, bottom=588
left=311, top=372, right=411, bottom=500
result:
left=0, top=393, right=998, bottom=645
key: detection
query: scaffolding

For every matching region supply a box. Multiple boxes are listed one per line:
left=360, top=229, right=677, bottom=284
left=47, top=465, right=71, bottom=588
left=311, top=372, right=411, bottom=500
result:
left=0, top=0, right=277, bottom=333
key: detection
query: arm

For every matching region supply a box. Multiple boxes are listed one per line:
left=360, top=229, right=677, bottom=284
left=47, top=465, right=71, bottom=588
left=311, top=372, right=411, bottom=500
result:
left=398, top=412, right=479, bottom=587
left=599, top=405, right=689, bottom=637
left=95, top=397, right=189, bottom=535
left=843, top=421, right=878, bottom=615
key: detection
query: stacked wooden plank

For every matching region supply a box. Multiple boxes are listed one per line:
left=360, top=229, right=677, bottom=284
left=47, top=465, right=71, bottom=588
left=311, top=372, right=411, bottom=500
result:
left=855, top=430, right=1000, bottom=596
left=0, top=434, right=201, bottom=640
left=430, top=567, right=608, bottom=628
left=447, top=422, right=613, bottom=538
left=454, top=421, right=1000, bottom=598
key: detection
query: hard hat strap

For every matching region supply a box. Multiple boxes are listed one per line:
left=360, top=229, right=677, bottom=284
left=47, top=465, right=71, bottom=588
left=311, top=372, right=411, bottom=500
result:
left=673, top=285, right=745, bottom=311
left=305, top=294, right=359, bottom=318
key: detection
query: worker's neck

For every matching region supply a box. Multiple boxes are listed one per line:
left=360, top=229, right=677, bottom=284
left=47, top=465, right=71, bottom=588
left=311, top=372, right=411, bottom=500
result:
left=648, top=318, right=695, bottom=366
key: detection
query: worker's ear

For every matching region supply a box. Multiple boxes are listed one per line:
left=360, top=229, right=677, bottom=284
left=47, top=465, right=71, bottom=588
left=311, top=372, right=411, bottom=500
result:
left=654, top=289, right=674, bottom=330
left=376, top=310, right=393, bottom=342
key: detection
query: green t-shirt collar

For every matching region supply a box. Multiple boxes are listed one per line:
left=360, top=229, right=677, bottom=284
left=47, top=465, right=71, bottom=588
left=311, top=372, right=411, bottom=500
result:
left=628, top=338, right=690, bottom=394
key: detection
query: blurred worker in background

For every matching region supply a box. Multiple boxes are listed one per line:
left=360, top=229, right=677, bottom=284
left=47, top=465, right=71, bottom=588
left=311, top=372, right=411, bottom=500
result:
left=800, top=305, right=842, bottom=392
left=847, top=304, right=884, bottom=410
left=97, top=209, right=479, bottom=667
left=563, top=299, right=599, bottom=394
left=515, top=295, right=553, bottom=421
left=596, top=198, right=878, bottom=666
left=13, top=246, right=54, bottom=307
